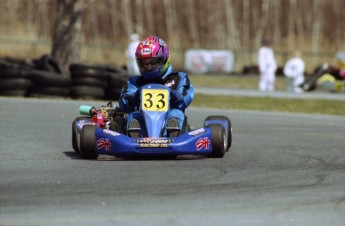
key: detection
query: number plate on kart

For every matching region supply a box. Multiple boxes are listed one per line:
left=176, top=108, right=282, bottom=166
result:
left=142, top=89, right=168, bottom=112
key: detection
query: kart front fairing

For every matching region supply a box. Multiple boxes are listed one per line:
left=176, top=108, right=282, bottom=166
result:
left=94, top=127, right=214, bottom=156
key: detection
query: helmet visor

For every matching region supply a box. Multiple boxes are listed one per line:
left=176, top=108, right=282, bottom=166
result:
left=137, top=57, right=164, bottom=73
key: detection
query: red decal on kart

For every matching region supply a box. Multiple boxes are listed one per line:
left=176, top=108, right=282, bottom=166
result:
left=195, top=137, right=210, bottom=150
left=96, top=138, right=111, bottom=151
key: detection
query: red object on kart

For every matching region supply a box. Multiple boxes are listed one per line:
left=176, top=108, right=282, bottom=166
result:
left=91, top=110, right=106, bottom=128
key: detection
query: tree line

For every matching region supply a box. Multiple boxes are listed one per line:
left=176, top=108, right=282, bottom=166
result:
left=0, top=0, right=344, bottom=72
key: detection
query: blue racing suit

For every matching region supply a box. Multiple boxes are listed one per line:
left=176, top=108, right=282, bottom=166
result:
left=119, top=65, right=194, bottom=137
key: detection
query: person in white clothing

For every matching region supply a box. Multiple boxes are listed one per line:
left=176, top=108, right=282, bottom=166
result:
left=257, top=38, right=277, bottom=92
left=283, top=52, right=305, bottom=93
left=126, top=33, right=141, bottom=76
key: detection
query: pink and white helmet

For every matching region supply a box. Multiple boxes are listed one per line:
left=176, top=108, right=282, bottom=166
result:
left=135, top=36, right=171, bottom=80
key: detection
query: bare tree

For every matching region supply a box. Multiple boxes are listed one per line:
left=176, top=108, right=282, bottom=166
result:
left=144, top=0, right=155, bottom=35
left=272, top=1, right=281, bottom=50
left=185, top=0, right=199, bottom=48
left=135, top=0, right=144, bottom=36
left=224, top=0, right=240, bottom=49
left=287, top=0, right=295, bottom=50
left=51, top=0, right=85, bottom=76
left=2, top=0, right=345, bottom=72
left=122, top=0, right=133, bottom=35
left=254, top=0, right=270, bottom=47
left=242, top=0, right=250, bottom=49
left=311, top=0, right=322, bottom=65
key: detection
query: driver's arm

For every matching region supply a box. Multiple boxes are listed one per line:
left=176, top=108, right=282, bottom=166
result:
left=170, top=72, right=194, bottom=110
left=119, top=77, right=140, bottom=113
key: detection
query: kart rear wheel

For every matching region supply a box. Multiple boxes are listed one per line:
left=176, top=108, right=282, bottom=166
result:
left=72, top=116, right=91, bottom=153
left=207, top=124, right=225, bottom=158
left=205, top=115, right=232, bottom=151
left=80, top=125, right=98, bottom=159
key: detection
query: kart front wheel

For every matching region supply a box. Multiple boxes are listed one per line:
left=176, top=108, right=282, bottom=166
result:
left=207, top=124, right=225, bottom=158
left=80, top=125, right=98, bottom=159
left=72, top=116, right=91, bottom=153
left=205, top=115, right=232, bottom=151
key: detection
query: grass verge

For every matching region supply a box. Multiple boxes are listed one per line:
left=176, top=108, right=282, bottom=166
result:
left=190, top=74, right=287, bottom=91
left=192, top=94, right=345, bottom=116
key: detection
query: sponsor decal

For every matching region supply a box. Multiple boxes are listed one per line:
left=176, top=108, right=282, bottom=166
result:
left=165, top=80, right=175, bottom=87
left=134, top=138, right=173, bottom=148
left=188, top=128, right=206, bottom=136
left=102, top=129, right=120, bottom=137
left=96, top=138, right=111, bottom=151
left=140, top=48, right=151, bottom=55
left=195, top=137, right=210, bottom=151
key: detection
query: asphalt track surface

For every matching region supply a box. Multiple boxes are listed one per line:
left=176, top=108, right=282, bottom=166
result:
left=194, top=87, right=345, bottom=100
left=0, top=96, right=344, bottom=226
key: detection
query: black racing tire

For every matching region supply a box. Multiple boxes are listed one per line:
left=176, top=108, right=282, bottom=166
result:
left=108, top=72, right=129, bottom=88
left=72, top=116, right=91, bottom=153
left=0, top=58, right=34, bottom=70
left=69, top=63, right=124, bottom=74
left=33, top=54, right=62, bottom=74
left=72, top=77, right=108, bottom=88
left=0, top=89, right=28, bottom=97
left=70, top=85, right=105, bottom=100
left=0, top=67, right=19, bottom=77
left=104, top=65, right=126, bottom=73
left=72, top=119, right=79, bottom=153
left=0, top=78, right=32, bottom=90
left=70, top=69, right=109, bottom=80
left=80, top=125, right=98, bottom=159
left=205, top=115, right=232, bottom=151
left=29, top=70, right=71, bottom=87
left=29, top=85, right=70, bottom=97
left=207, top=124, right=225, bottom=158
left=70, top=63, right=106, bottom=72
left=0, top=67, right=32, bottom=78
left=0, top=59, right=13, bottom=68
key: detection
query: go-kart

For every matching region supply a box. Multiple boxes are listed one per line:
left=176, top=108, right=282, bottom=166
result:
left=72, top=84, right=232, bottom=159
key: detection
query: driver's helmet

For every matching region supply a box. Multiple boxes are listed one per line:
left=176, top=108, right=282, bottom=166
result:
left=135, top=36, right=170, bottom=80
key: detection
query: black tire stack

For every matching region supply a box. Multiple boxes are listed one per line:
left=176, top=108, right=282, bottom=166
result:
left=0, top=55, right=71, bottom=98
left=0, top=58, right=34, bottom=97
left=107, top=66, right=129, bottom=100
left=28, top=70, right=71, bottom=98
left=28, top=55, right=71, bottom=98
left=1, top=55, right=130, bottom=101
left=29, top=55, right=71, bottom=98
left=70, top=63, right=129, bottom=100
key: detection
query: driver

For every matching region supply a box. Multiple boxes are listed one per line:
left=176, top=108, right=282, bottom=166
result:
left=118, top=36, right=194, bottom=138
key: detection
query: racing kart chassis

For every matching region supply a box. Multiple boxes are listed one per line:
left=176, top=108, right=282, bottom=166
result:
left=72, top=84, right=232, bottom=159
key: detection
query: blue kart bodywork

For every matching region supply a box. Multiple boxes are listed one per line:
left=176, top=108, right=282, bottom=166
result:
left=72, top=84, right=232, bottom=159
left=95, top=126, right=212, bottom=156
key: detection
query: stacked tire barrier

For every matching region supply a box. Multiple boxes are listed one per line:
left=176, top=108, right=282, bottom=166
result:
left=0, top=58, right=33, bottom=97
left=0, top=55, right=70, bottom=98
left=29, top=55, right=70, bottom=98
left=69, top=63, right=129, bottom=100
left=0, top=55, right=130, bottom=101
